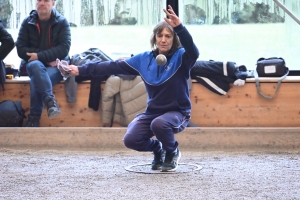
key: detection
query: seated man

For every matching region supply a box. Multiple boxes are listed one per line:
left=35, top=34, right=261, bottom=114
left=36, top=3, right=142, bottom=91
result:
left=0, top=19, right=15, bottom=91
left=16, top=0, right=71, bottom=127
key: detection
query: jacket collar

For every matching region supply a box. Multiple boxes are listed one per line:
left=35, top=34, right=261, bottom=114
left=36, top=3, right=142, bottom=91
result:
left=152, top=47, right=181, bottom=60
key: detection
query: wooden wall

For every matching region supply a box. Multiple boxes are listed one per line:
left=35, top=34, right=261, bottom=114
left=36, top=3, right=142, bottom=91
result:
left=1, top=77, right=300, bottom=127
left=190, top=82, right=300, bottom=127
left=1, top=81, right=105, bottom=127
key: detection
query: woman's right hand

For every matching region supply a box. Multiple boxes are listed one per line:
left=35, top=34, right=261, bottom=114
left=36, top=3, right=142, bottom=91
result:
left=68, top=65, right=80, bottom=76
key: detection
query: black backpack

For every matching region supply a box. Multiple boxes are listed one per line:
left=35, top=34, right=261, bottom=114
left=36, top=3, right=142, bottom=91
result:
left=0, top=100, right=26, bottom=127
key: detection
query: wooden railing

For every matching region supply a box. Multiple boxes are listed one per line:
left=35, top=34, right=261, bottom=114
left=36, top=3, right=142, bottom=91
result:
left=1, top=76, right=300, bottom=127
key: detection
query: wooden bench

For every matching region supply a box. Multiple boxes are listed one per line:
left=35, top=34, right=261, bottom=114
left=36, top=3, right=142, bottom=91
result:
left=1, top=76, right=300, bottom=127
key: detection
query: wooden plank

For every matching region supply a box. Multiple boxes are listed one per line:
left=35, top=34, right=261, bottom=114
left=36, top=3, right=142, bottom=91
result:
left=190, top=83, right=300, bottom=127
left=0, top=82, right=108, bottom=127
left=1, top=81, right=300, bottom=127
left=246, top=76, right=300, bottom=83
left=0, top=127, right=299, bottom=151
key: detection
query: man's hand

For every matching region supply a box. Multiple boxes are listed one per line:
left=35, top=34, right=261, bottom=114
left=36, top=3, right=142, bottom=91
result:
left=47, top=61, right=57, bottom=67
left=27, top=52, right=56, bottom=67
left=163, top=5, right=181, bottom=27
left=26, top=52, right=38, bottom=61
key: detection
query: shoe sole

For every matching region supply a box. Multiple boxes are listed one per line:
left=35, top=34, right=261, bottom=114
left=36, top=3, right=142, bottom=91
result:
left=151, top=165, right=162, bottom=170
left=161, top=151, right=181, bottom=172
left=48, top=109, right=61, bottom=119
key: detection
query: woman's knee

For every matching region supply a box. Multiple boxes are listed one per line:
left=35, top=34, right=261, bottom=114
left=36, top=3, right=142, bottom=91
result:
left=123, top=134, right=135, bottom=149
left=150, top=118, right=167, bottom=133
left=123, top=133, right=145, bottom=150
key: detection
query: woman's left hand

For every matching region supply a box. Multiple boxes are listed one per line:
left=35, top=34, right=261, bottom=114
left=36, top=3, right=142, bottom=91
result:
left=163, top=5, right=181, bottom=27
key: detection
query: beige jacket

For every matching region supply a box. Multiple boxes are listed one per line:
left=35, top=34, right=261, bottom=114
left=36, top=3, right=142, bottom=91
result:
left=101, top=75, right=147, bottom=126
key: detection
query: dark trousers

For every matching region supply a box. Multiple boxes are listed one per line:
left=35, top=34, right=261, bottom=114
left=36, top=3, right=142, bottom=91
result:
left=123, top=111, right=190, bottom=152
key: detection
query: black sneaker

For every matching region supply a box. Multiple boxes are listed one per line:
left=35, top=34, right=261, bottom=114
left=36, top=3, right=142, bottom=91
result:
left=151, top=149, right=166, bottom=170
left=24, top=115, right=40, bottom=127
left=161, top=148, right=181, bottom=172
left=44, top=97, right=61, bottom=118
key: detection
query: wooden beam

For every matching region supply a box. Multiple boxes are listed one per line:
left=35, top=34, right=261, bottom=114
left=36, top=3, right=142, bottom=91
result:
left=1, top=79, right=300, bottom=127
left=0, top=127, right=299, bottom=151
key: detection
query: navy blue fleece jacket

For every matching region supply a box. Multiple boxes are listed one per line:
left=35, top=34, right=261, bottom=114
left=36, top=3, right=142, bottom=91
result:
left=78, top=24, right=199, bottom=115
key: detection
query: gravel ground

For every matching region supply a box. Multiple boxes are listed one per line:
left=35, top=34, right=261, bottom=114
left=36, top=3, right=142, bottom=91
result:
left=0, top=149, right=299, bottom=200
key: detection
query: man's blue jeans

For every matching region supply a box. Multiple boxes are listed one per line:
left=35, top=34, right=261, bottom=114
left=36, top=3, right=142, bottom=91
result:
left=26, top=60, right=63, bottom=119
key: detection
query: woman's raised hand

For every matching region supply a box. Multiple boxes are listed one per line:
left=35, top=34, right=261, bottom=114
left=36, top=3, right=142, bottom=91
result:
left=163, top=5, right=181, bottom=27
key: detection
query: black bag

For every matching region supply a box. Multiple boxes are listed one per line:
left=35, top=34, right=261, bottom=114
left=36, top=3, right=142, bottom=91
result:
left=71, top=48, right=113, bottom=66
left=256, top=57, right=288, bottom=77
left=0, top=100, right=26, bottom=127
left=254, top=57, right=289, bottom=99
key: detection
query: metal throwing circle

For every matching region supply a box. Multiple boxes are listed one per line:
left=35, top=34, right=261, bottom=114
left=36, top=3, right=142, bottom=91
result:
left=125, top=163, right=203, bottom=174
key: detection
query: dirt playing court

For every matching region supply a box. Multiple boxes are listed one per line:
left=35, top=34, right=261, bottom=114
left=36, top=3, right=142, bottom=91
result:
left=0, top=148, right=299, bottom=200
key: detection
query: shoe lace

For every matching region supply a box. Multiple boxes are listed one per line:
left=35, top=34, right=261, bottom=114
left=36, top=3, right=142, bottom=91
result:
left=46, top=98, right=57, bottom=109
left=164, top=153, right=173, bottom=163
left=153, top=149, right=162, bottom=161
left=164, top=149, right=177, bottom=163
